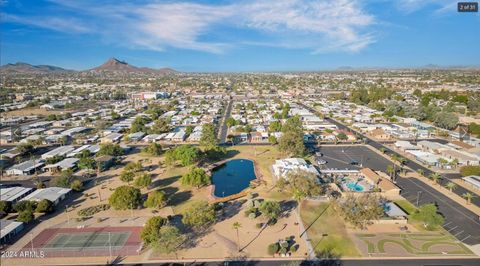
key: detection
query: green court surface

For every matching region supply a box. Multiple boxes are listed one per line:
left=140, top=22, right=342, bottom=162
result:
left=44, top=232, right=131, bottom=250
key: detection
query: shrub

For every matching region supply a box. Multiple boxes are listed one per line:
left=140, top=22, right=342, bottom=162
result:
left=70, top=179, right=83, bottom=191
left=290, top=244, right=298, bottom=253
left=267, top=243, right=279, bottom=255
left=77, top=204, right=110, bottom=217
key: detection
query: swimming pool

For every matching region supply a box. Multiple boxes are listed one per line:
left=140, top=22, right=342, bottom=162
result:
left=211, top=159, right=257, bottom=197
left=346, top=182, right=365, bottom=192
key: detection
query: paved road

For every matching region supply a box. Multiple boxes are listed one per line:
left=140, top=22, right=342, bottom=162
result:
left=298, top=102, right=480, bottom=245
left=219, top=100, right=233, bottom=144
left=123, top=258, right=480, bottom=266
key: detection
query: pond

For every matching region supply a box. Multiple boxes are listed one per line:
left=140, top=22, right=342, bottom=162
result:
left=211, top=159, right=257, bottom=197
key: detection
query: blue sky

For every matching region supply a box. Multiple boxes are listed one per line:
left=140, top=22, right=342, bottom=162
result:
left=1, top=0, right=479, bottom=71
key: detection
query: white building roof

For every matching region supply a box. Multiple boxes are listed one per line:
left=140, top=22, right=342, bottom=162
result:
left=1, top=220, right=23, bottom=238
left=41, top=145, right=75, bottom=159
left=0, top=187, right=33, bottom=202
left=23, top=187, right=71, bottom=203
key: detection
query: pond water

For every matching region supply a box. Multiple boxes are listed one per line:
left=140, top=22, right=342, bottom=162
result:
left=211, top=159, right=257, bottom=197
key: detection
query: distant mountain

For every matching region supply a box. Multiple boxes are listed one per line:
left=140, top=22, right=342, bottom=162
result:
left=88, top=58, right=177, bottom=74
left=0, top=62, right=73, bottom=74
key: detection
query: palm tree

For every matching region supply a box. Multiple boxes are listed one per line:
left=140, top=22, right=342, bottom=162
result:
left=429, top=173, right=441, bottom=185
left=232, top=222, right=242, bottom=252
left=445, top=182, right=457, bottom=193
left=416, top=169, right=424, bottom=176
left=386, top=165, right=395, bottom=179
left=462, top=192, right=476, bottom=205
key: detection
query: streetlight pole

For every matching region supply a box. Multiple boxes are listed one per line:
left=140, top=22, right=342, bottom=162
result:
left=416, top=191, right=422, bottom=206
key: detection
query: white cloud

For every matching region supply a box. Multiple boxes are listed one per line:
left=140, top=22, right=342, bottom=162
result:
left=2, top=13, right=90, bottom=33
left=5, top=0, right=377, bottom=53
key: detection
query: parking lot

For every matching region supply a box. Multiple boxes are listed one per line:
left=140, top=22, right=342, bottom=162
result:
left=316, top=145, right=392, bottom=172
left=315, top=145, right=480, bottom=245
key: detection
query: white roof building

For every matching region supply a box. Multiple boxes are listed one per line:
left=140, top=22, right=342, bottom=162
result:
left=41, top=145, right=75, bottom=159
left=272, top=158, right=319, bottom=179
left=23, top=187, right=72, bottom=205
left=0, top=187, right=34, bottom=203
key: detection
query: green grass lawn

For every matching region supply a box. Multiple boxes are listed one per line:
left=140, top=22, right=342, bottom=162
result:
left=300, top=201, right=360, bottom=257
left=394, top=199, right=417, bottom=215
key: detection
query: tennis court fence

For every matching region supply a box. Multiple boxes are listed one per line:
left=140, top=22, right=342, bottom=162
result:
left=16, top=244, right=144, bottom=258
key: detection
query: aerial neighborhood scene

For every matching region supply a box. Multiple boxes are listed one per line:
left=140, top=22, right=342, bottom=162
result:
left=0, top=1, right=479, bottom=266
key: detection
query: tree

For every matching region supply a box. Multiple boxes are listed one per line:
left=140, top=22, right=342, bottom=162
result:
left=282, top=170, right=324, bottom=204
left=108, top=186, right=142, bottom=210
left=182, top=201, right=215, bottom=228
left=141, top=216, right=167, bottom=246
left=232, top=222, right=242, bottom=252
left=97, top=143, right=124, bottom=157
left=70, top=179, right=83, bottom=191
left=433, top=112, right=458, bottom=130
left=462, top=192, right=476, bottom=204
left=51, top=169, right=76, bottom=188
left=17, top=210, right=34, bottom=223
left=335, top=194, right=384, bottom=229
left=445, top=182, right=457, bottom=192
left=169, top=145, right=200, bottom=166
left=0, top=201, right=12, bottom=216
left=134, top=172, right=152, bottom=188
left=181, top=167, right=210, bottom=188
left=144, top=190, right=168, bottom=209
left=268, top=135, right=278, bottom=145
left=199, top=123, right=218, bottom=150
left=278, top=131, right=304, bottom=156
left=154, top=225, right=185, bottom=254
left=268, top=121, right=282, bottom=132
left=226, top=117, right=237, bottom=128
left=13, top=201, right=37, bottom=212
left=35, top=199, right=54, bottom=213
left=429, top=173, right=441, bottom=185
left=259, top=201, right=281, bottom=222
left=78, top=155, right=96, bottom=170
left=142, top=142, right=162, bottom=156
left=386, top=165, right=395, bottom=178
left=336, top=133, right=348, bottom=141
left=150, top=118, right=170, bottom=134
left=16, top=143, right=34, bottom=155
left=411, top=204, right=444, bottom=230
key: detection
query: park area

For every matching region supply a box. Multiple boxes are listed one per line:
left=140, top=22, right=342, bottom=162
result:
left=300, top=201, right=360, bottom=258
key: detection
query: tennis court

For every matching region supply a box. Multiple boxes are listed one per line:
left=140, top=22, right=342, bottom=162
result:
left=44, top=231, right=130, bottom=250
left=25, top=226, right=143, bottom=257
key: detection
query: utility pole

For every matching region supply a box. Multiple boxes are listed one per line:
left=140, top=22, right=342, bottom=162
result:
left=416, top=191, right=422, bottom=206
